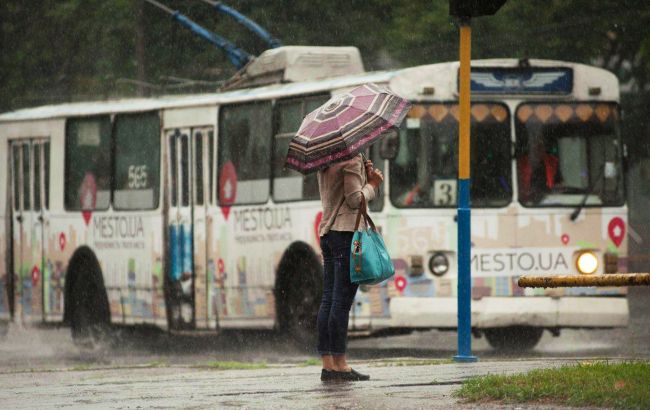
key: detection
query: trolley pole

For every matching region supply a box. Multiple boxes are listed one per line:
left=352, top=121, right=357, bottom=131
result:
left=454, top=18, right=476, bottom=363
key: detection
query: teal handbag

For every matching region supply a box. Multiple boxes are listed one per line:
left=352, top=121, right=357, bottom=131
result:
left=350, top=196, right=395, bottom=285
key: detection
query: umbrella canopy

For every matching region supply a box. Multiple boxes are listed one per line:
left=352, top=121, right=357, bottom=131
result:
left=285, top=83, right=411, bottom=174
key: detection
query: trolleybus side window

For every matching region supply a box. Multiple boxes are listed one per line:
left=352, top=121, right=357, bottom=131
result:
left=44, top=141, right=50, bottom=209
left=208, top=129, right=216, bottom=205
left=114, top=112, right=161, bottom=210
left=208, top=129, right=214, bottom=204
left=22, top=144, right=30, bottom=210
left=194, top=129, right=204, bottom=206
left=180, top=136, right=190, bottom=207
left=169, top=130, right=179, bottom=207
left=64, top=116, right=112, bottom=210
left=218, top=101, right=272, bottom=205
left=192, top=127, right=214, bottom=205
left=390, top=103, right=511, bottom=208
left=12, top=145, right=20, bottom=210
left=272, top=95, right=328, bottom=202
left=33, top=144, right=40, bottom=210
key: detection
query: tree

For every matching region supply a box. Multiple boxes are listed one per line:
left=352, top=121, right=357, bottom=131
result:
left=387, top=1, right=650, bottom=91
left=2, top=1, right=650, bottom=113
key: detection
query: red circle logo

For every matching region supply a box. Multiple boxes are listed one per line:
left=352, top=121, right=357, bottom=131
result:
left=219, top=161, right=237, bottom=220
left=608, top=217, right=625, bottom=248
left=394, top=275, right=407, bottom=293
left=59, top=232, right=67, bottom=251
left=561, top=234, right=570, bottom=245
left=79, top=172, right=97, bottom=225
left=31, top=266, right=40, bottom=285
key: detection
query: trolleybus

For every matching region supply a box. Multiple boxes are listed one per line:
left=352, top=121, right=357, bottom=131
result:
left=0, top=46, right=628, bottom=349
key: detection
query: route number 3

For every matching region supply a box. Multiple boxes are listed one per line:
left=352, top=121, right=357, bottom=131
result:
left=433, top=179, right=457, bottom=205
left=128, top=165, right=148, bottom=189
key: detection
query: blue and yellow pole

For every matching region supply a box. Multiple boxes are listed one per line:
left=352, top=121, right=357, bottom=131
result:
left=453, top=19, right=477, bottom=363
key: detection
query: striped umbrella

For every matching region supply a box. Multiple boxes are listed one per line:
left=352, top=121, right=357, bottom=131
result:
left=285, top=83, right=411, bottom=174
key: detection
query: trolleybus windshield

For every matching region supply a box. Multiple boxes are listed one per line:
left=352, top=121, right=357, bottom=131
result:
left=515, top=103, right=624, bottom=207
left=390, top=102, right=511, bottom=208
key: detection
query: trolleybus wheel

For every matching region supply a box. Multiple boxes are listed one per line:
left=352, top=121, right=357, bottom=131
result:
left=483, top=326, right=544, bottom=351
left=275, top=242, right=323, bottom=349
left=66, top=248, right=112, bottom=348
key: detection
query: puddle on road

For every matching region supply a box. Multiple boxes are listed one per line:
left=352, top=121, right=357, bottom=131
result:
left=0, top=325, right=313, bottom=371
left=0, top=321, right=645, bottom=374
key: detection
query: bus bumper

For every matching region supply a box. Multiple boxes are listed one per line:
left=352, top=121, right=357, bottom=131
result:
left=388, top=296, right=629, bottom=329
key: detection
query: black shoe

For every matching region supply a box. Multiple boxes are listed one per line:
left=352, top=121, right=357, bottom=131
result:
left=332, top=368, right=370, bottom=381
left=321, top=369, right=337, bottom=381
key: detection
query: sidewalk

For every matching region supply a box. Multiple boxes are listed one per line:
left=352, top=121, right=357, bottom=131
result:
left=0, top=358, right=593, bottom=409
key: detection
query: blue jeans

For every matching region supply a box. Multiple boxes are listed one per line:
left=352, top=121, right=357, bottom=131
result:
left=317, top=231, right=359, bottom=356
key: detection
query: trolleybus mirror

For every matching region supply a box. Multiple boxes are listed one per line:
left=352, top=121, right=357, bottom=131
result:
left=379, top=129, right=400, bottom=160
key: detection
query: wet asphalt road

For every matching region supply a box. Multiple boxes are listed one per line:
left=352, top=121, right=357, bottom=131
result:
left=0, top=287, right=647, bottom=372
left=0, top=288, right=647, bottom=409
left=0, top=357, right=586, bottom=409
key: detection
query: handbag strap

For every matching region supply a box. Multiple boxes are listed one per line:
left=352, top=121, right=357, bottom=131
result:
left=353, top=161, right=378, bottom=231
left=354, top=194, right=377, bottom=231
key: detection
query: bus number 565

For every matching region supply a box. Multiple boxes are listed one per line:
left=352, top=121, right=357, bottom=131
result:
left=128, top=165, right=148, bottom=189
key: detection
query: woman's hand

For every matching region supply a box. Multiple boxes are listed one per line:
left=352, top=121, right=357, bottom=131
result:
left=364, top=160, right=374, bottom=175
left=366, top=161, right=384, bottom=189
left=364, top=159, right=383, bottom=189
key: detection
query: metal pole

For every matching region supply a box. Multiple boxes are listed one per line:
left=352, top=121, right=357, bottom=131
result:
left=519, top=273, right=650, bottom=288
left=144, top=0, right=252, bottom=69
left=453, top=19, right=477, bottom=363
left=199, top=0, right=282, bottom=48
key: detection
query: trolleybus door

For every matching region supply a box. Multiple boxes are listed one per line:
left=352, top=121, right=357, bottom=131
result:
left=191, top=127, right=211, bottom=328
left=167, top=129, right=196, bottom=328
left=10, top=139, right=49, bottom=323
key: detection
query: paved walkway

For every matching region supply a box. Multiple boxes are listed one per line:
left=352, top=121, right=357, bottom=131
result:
left=0, top=358, right=590, bottom=409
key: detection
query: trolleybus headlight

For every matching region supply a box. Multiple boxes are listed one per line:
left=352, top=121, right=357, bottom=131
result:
left=429, top=253, right=449, bottom=276
left=576, top=251, right=598, bottom=274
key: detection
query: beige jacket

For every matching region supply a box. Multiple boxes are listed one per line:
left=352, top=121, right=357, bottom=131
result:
left=317, top=155, right=377, bottom=237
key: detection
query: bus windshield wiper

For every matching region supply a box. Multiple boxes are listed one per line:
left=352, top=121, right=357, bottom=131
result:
left=570, top=165, right=605, bottom=221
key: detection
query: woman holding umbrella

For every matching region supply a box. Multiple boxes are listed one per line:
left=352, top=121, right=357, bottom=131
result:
left=286, top=83, right=410, bottom=381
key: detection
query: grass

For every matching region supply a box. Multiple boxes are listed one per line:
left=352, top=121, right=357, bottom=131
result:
left=146, top=360, right=169, bottom=368
left=2, top=360, right=260, bottom=374
left=370, top=358, right=452, bottom=367
left=299, top=358, right=322, bottom=367
left=193, top=360, right=268, bottom=371
left=71, top=364, right=94, bottom=371
left=455, top=361, right=650, bottom=409
left=297, top=357, right=451, bottom=367
left=70, top=360, right=168, bottom=372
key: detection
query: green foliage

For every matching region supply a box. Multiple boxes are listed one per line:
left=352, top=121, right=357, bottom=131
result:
left=1, top=1, right=650, bottom=112
left=370, top=358, right=452, bottom=367
left=455, top=361, right=650, bottom=409
left=193, top=360, right=267, bottom=370
left=299, top=358, right=321, bottom=367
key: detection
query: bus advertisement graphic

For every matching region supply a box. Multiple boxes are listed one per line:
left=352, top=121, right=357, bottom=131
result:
left=608, top=217, right=625, bottom=247
left=79, top=172, right=97, bottom=226
left=58, top=232, right=66, bottom=251
left=219, top=161, right=237, bottom=220
left=471, top=248, right=573, bottom=277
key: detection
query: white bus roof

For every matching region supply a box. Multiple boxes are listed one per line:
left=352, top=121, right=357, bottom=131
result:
left=390, top=58, right=619, bottom=102
left=0, top=59, right=619, bottom=123
left=0, top=70, right=391, bottom=123
left=226, top=45, right=365, bottom=89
